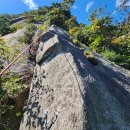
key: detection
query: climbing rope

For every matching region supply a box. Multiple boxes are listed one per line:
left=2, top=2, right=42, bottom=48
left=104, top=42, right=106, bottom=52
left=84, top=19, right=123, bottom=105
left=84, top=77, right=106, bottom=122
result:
left=0, top=33, right=44, bottom=77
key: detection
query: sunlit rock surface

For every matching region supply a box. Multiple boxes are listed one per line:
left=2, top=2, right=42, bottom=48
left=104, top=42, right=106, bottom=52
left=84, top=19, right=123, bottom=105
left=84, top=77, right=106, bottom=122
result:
left=20, top=25, right=130, bottom=130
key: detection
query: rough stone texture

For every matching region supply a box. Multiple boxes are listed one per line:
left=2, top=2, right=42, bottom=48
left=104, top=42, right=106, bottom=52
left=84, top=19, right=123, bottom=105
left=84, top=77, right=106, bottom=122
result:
left=3, top=28, right=26, bottom=45
left=20, top=25, right=130, bottom=130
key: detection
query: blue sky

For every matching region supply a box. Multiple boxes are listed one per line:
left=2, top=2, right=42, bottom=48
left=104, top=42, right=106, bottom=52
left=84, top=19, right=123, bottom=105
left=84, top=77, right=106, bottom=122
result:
left=0, top=0, right=130, bottom=25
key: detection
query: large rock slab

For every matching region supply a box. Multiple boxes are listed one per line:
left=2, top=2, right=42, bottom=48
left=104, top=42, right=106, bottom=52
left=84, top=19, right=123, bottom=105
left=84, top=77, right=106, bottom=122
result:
left=20, top=25, right=130, bottom=130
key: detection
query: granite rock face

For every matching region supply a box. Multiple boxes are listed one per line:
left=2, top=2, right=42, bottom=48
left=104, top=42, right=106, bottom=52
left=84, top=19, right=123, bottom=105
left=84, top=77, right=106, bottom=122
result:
left=20, top=25, right=130, bottom=130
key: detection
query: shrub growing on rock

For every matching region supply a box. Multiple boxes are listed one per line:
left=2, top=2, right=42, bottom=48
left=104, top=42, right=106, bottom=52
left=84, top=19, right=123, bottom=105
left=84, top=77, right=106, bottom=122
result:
left=18, top=24, right=36, bottom=44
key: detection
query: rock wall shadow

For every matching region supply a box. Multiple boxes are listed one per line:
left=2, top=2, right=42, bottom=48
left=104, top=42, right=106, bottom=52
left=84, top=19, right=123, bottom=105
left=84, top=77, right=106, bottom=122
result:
left=21, top=34, right=130, bottom=130
left=61, top=37, right=130, bottom=130
left=21, top=74, right=46, bottom=129
left=20, top=51, right=62, bottom=129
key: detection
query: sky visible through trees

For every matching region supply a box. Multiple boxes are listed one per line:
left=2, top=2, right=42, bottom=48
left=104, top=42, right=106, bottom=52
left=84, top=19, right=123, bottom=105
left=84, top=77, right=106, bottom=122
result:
left=0, top=0, right=129, bottom=25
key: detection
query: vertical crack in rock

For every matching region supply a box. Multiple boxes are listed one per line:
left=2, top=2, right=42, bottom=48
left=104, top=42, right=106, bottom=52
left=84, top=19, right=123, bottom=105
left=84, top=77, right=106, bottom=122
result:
left=20, top=25, right=130, bottom=130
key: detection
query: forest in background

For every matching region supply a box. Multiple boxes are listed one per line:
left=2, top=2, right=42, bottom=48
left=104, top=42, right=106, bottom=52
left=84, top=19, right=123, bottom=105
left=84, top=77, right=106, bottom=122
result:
left=0, top=0, right=130, bottom=70
left=0, top=0, right=130, bottom=129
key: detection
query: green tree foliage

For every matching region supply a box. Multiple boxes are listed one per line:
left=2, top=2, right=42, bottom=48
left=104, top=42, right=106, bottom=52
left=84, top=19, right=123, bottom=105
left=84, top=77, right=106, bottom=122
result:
left=18, top=24, right=36, bottom=44
left=62, top=0, right=74, bottom=10
left=34, top=15, right=44, bottom=23
left=79, top=8, right=130, bottom=69
left=23, top=0, right=75, bottom=29
left=0, top=14, right=19, bottom=36
left=62, top=4, right=130, bottom=70
left=1, top=1, right=130, bottom=70
left=0, top=38, right=27, bottom=130
left=0, top=15, right=11, bottom=36
left=101, top=50, right=118, bottom=62
left=0, top=38, right=20, bottom=63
